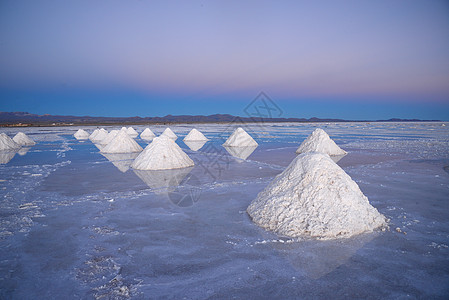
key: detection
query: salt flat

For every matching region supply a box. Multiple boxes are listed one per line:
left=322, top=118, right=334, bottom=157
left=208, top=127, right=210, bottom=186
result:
left=0, top=122, right=448, bottom=299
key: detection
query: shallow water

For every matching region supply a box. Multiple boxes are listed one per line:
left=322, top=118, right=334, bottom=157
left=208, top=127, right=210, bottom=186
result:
left=1, top=122, right=448, bottom=299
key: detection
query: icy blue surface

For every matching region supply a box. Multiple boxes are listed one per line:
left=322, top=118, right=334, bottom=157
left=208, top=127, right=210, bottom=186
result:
left=1, top=122, right=448, bottom=299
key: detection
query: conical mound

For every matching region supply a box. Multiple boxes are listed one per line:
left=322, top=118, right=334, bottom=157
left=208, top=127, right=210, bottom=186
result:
left=90, top=128, right=108, bottom=143
left=160, top=128, right=177, bottom=140
left=101, top=130, right=143, bottom=154
left=296, top=128, right=347, bottom=156
left=126, top=127, right=138, bottom=138
left=0, top=133, right=21, bottom=150
left=140, top=128, right=156, bottom=140
left=74, top=129, right=89, bottom=140
left=247, top=152, right=386, bottom=239
left=223, top=127, right=258, bottom=147
left=132, top=136, right=194, bottom=170
left=100, top=130, right=119, bottom=145
left=89, top=129, right=100, bottom=140
left=184, top=128, right=208, bottom=142
left=13, top=132, right=36, bottom=146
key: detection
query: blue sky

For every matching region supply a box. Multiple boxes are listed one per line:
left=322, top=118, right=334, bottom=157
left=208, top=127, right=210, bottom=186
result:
left=1, top=0, right=448, bottom=120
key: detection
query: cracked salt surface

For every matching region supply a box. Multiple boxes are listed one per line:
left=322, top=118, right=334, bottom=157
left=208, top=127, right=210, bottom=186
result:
left=0, top=123, right=448, bottom=299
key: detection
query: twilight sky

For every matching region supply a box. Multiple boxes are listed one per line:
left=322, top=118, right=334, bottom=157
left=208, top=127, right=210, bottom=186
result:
left=1, top=0, right=449, bottom=120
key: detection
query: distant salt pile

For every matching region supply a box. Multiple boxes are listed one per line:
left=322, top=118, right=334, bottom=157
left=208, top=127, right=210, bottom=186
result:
left=89, top=128, right=108, bottom=143
left=160, top=128, right=177, bottom=140
left=100, top=130, right=119, bottom=145
left=100, top=130, right=143, bottom=154
left=132, top=135, right=194, bottom=170
left=13, top=132, right=36, bottom=146
left=183, top=128, right=208, bottom=142
left=74, top=129, right=89, bottom=140
left=247, top=152, right=386, bottom=239
left=126, top=127, right=139, bottom=138
left=89, top=129, right=100, bottom=140
left=140, top=128, right=156, bottom=140
left=296, top=128, right=346, bottom=156
left=0, top=133, right=21, bottom=151
left=223, top=127, right=258, bottom=147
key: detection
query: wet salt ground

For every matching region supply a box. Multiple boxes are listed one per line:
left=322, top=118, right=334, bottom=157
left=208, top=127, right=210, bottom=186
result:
left=0, top=122, right=449, bottom=299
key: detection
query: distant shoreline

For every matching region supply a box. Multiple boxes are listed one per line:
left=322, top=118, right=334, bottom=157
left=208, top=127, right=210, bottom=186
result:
left=0, top=111, right=442, bottom=127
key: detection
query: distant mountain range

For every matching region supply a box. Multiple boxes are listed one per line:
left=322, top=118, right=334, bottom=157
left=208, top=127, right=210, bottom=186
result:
left=0, top=111, right=440, bottom=126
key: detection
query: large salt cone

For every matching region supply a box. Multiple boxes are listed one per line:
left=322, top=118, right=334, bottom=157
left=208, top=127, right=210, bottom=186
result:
left=247, top=152, right=386, bottom=239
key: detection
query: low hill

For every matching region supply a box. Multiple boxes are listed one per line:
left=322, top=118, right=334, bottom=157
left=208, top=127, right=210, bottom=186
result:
left=0, top=111, right=440, bottom=127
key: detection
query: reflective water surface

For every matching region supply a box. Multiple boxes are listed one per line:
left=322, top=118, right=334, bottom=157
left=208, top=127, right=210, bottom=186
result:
left=0, top=122, right=448, bottom=299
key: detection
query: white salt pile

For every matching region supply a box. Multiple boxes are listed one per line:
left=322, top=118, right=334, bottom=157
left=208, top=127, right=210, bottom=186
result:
left=140, top=128, right=156, bottom=140
left=100, top=130, right=143, bottom=154
left=160, top=128, right=177, bottom=140
left=296, top=128, right=347, bottom=156
left=132, top=135, right=194, bottom=170
left=74, top=129, right=89, bottom=140
left=0, top=133, right=21, bottom=151
left=223, top=127, right=258, bottom=147
left=89, top=129, right=99, bottom=140
left=183, top=128, right=208, bottom=142
left=89, top=128, right=108, bottom=143
left=13, top=132, right=36, bottom=146
left=126, top=127, right=139, bottom=138
left=100, top=130, right=119, bottom=145
left=247, top=152, right=386, bottom=239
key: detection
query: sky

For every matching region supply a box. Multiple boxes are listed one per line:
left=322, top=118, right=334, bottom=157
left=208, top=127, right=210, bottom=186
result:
left=0, top=0, right=449, bottom=120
